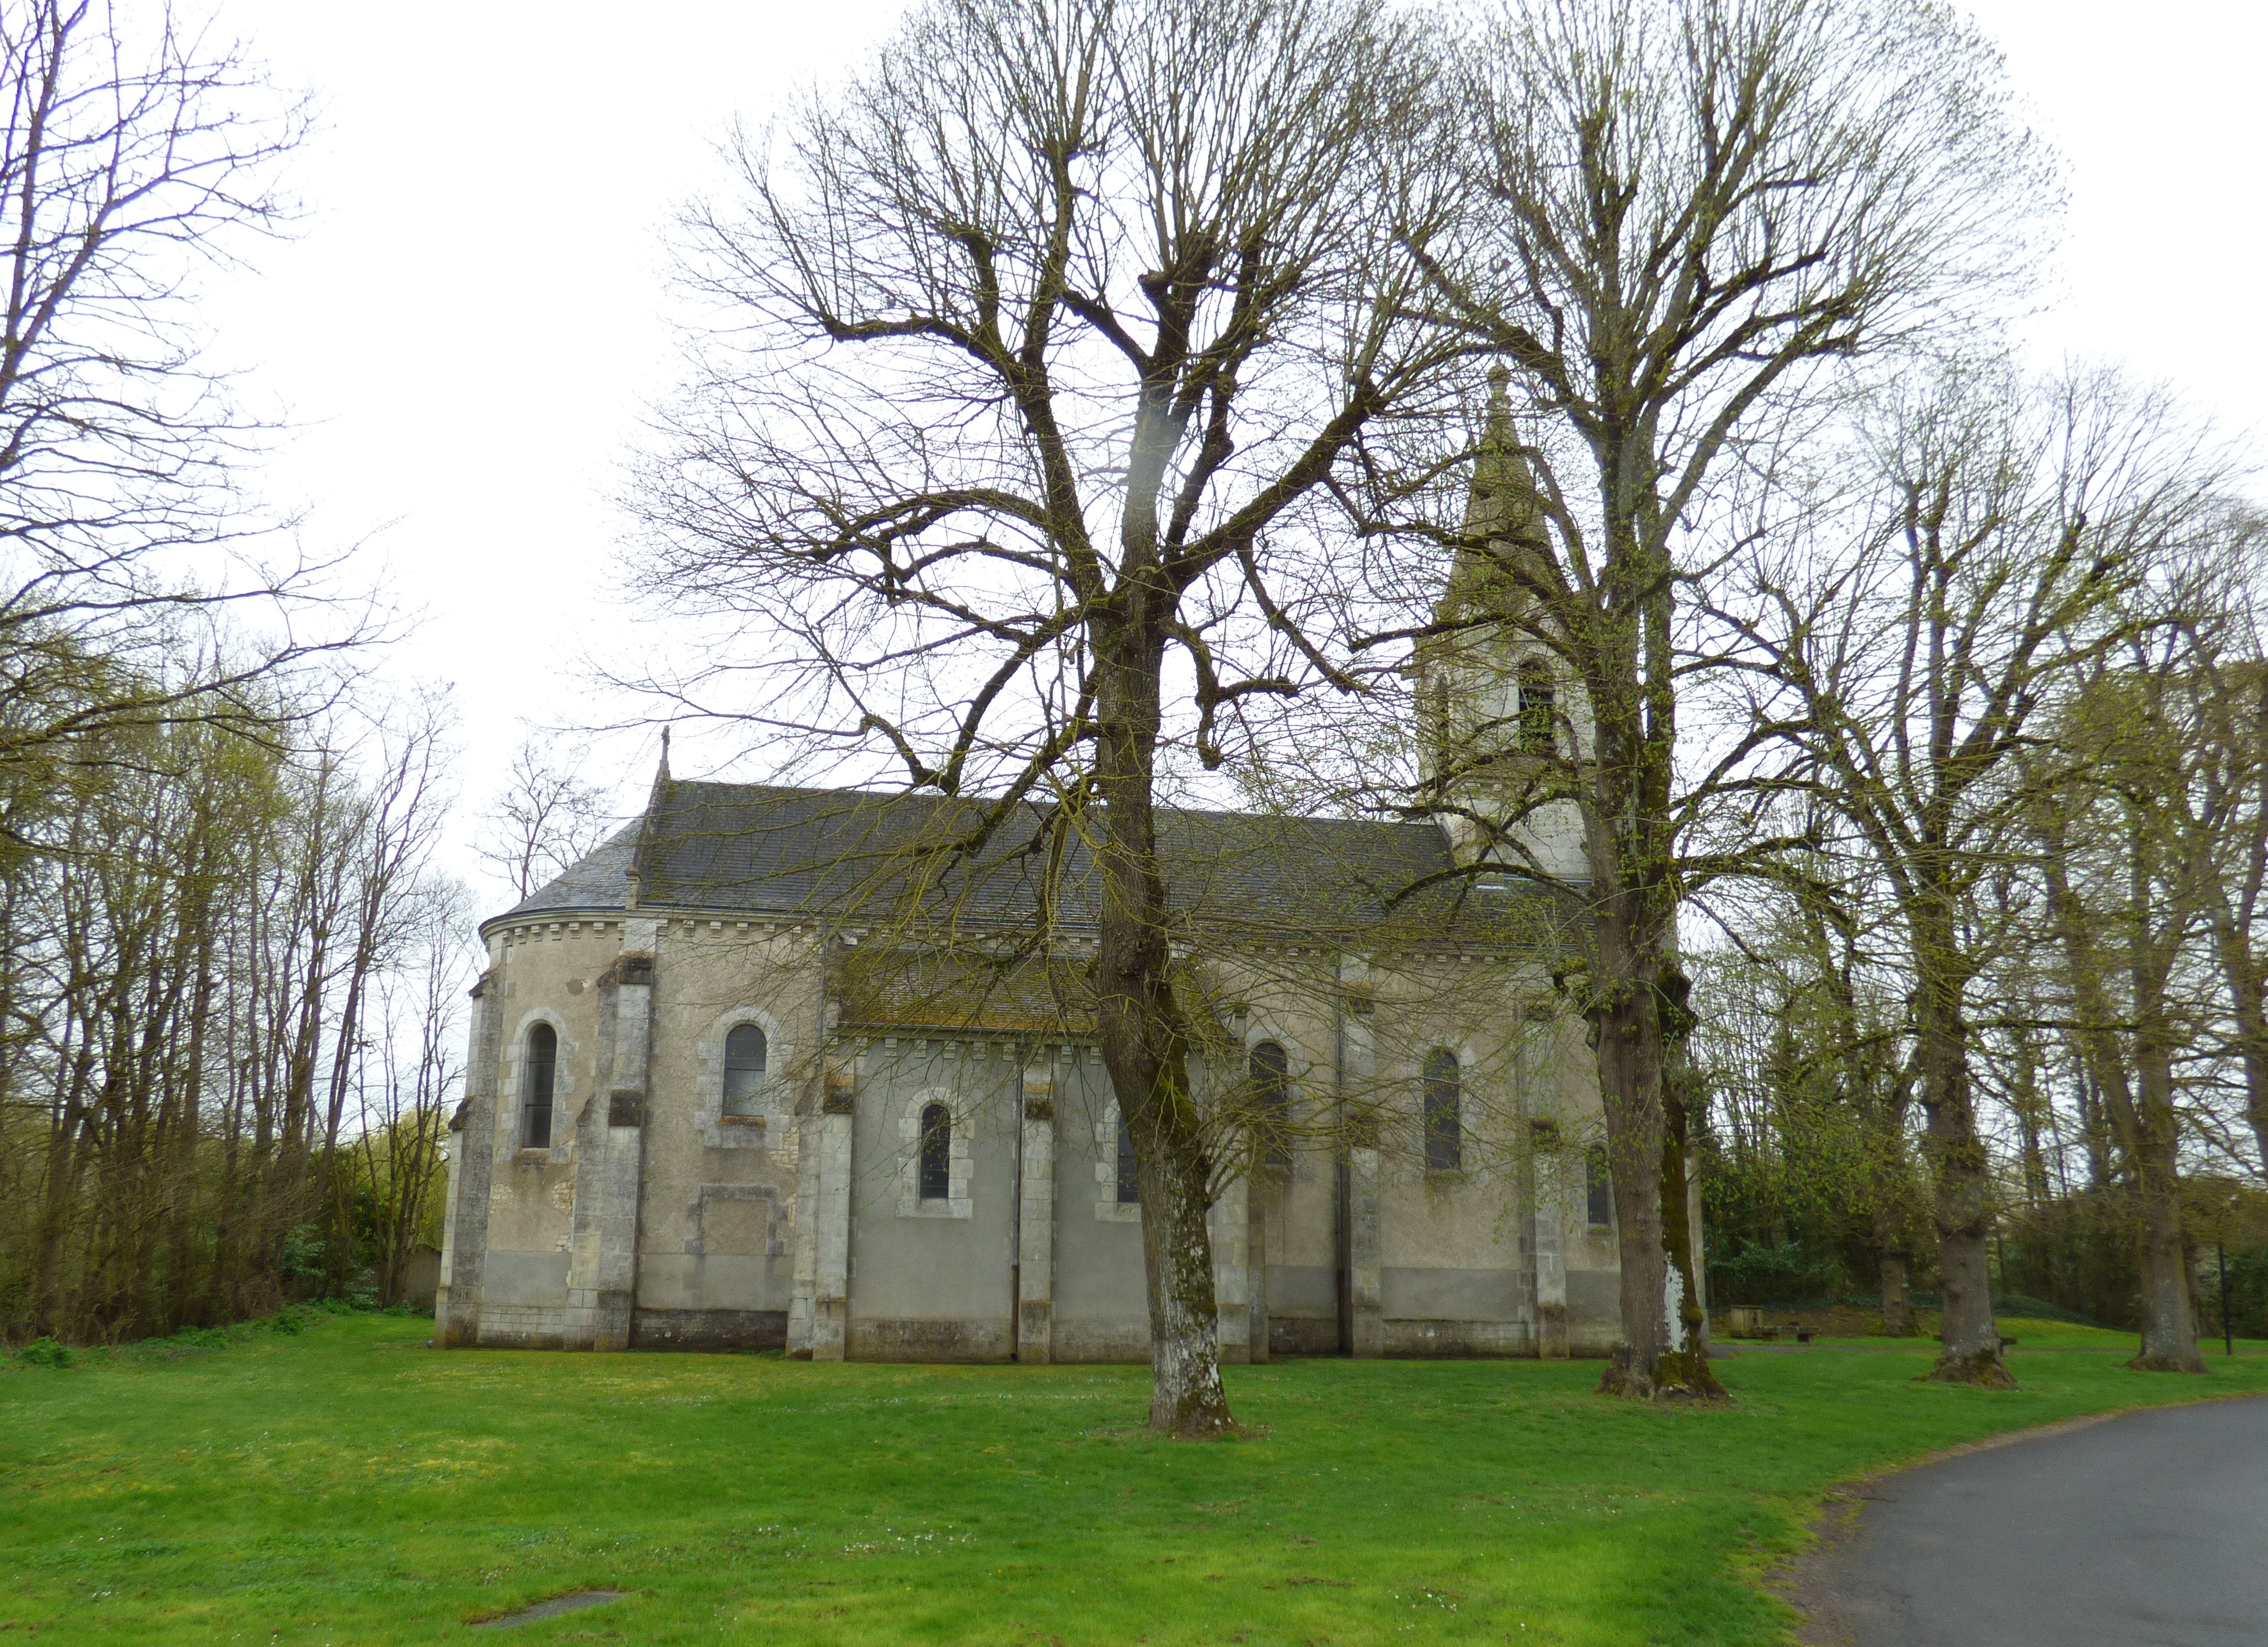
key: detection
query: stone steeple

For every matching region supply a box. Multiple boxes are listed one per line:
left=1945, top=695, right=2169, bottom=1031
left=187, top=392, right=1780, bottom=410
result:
left=1420, top=370, right=1590, bottom=885
left=1437, top=367, right=1551, bottom=631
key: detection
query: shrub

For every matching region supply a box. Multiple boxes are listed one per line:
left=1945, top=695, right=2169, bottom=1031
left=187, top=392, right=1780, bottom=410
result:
left=17, top=1337, right=74, bottom=1369
left=1706, top=1238, right=1847, bottom=1306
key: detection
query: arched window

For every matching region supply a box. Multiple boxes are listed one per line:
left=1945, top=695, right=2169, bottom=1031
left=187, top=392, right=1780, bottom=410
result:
left=917, top=1102, right=953, bottom=1202
left=1115, top=1110, right=1141, bottom=1204
left=722, top=1023, right=768, bottom=1117
left=1424, top=676, right=1452, bottom=767
left=1516, top=659, right=1555, bottom=755
left=1586, top=1144, right=1614, bottom=1227
left=1422, top=1048, right=1461, bottom=1172
left=523, top=1023, right=558, bottom=1148
left=1251, top=1040, right=1292, bottom=1172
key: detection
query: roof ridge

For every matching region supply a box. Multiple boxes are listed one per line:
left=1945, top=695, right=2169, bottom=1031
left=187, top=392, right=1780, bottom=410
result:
left=658, top=776, right=1437, bottom=832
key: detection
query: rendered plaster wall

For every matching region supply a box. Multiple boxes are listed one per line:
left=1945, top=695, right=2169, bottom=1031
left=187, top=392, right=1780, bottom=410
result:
left=1364, top=961, right=1617, bottom=1358
left=1526, top=1009, right=1625, bottom=1353
left=444, top=911, right=1627, bottom=1361
left=436, top=968, right=502, bottom=1347
left=844, top=1038, right=1020, bottom=1361
left=1210, top=973, right=1344, bottom=1357
left=467, top=916, right=629, bottom=1346
left=630, top=918, right=818, bottom=1347
left=1046, top=1046, right=1150, bottom=1364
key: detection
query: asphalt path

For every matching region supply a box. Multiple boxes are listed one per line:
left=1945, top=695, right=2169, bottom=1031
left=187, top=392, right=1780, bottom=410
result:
left=1806, top=1395, right=2268, bottom=1646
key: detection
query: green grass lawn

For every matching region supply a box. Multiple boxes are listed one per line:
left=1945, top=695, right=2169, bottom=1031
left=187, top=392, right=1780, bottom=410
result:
left=1988, top=1315, right=2268, bottom=1352
left=6, top=1318, right=2267, bottom=1645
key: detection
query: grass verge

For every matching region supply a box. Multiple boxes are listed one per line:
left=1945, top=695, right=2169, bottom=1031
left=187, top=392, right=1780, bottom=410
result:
left=5, top=1316, right=2266, bottom=1644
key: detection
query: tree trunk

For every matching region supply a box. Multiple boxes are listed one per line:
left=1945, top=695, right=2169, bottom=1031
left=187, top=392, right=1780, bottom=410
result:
left=1093, top=614, right=1231, bottom=1438
left=2038, top=825, right=2202, bottom=1373
left=1879, top=1250, right=1915, bottom=1337
left=2127, top=1042, right=2204, bottom=1371
left=1655, top=967, right=1724, bottom=1398
left=1588, top=902, right=1670, bottom=1396
left=1869, top=1062, right=1919, bottom=1337
left=31, top=1037, right=98, bottom=1337
left=1911, top=931, right=2012, bottom=1387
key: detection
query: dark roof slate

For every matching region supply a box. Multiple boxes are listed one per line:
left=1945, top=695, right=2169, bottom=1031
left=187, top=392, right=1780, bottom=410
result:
left=493, top=779, right=1550, bottom=949
left=498, top=819, right=643, bottom=917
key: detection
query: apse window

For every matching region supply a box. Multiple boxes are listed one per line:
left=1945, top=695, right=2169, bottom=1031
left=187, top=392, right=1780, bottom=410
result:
left=1115, top=1110, right=1141, bottom=1204
left=1586, top=1145, right=1614, bottom=1228
left=1251, top=1040, right=1292, bottom=1172
left=523, top=1024, right=558, bottom=1148
left=722, top=1022, right=768, bottom=1117
left=1422, top=1048, right=1462, bottom=1172
left=917, top=1102, right=953, bottom=1202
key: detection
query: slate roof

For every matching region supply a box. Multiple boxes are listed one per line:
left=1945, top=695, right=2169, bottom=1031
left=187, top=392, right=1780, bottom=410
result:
left=489, top=778, right=1555, bottom=950
left=500, top=819, right=644, bottom=917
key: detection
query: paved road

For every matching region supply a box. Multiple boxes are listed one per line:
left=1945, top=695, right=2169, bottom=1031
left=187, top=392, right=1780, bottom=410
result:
left=1809, top=1395, right=2268, bottom=1646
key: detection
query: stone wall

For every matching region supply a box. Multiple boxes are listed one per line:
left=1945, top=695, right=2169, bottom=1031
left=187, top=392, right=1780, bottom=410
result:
left=437, top=918, right=1627, bottom=1361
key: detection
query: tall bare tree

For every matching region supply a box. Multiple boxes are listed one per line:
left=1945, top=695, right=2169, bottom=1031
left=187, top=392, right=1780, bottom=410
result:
left=351, top=878, right=469, bottom=1307
left=633, top=0, right=1463, bottom=1432
left=2028, top=676, right=2211, bottom=1373
left=0, top=1, right=352, bottom=784
left=2024, top=520, right=2268, bottom=1369
left=1738, top=363, right=2234, bottom=1383
left=1401, top=0, right=2049, bottom=1393
left=2182, top=533, right=2268, bottom=1177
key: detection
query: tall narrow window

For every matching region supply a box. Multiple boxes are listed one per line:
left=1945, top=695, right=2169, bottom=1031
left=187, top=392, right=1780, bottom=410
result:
left=722, top=1023, right=768, bottom=1116
left=1115, top=1110, right=1141, bottom=1203
left=1251, top=1040, right=1292, bottom=1172
left=1516, top=660, right=1555, bottom=755
left=1422, top=1048, right=1461, bottom=1172
left=917, top=1102, right=952, bottom=1201
left=1586, top=1144, right=1614, bottom=1227
left=1424, top=677, right=1452, bottom=768
left=523, top=1024, right=558, bottom=1148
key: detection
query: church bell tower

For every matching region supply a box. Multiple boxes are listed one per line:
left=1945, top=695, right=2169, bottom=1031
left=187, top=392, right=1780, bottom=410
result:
left=1415, top=373, right=1590, bottom=886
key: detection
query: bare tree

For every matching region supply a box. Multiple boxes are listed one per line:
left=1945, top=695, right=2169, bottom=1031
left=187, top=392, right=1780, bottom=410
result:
left=2023, top=520, right=2268, bottom=1370
left=2027, top=680, right=2209, bottom=1373
left=1399, top=0, right=2049, bottom=1394
left=351, top=877, right=469, bottom=1307
left=1738, top=363, right=2234, bottom=1383
left=311, top=699, right=453, bottom=1291
left=0, top=1, right=355, bottom=782
left=473, top=734, right=615, bottom=904
left=633, top=0, right=1463, bottom=1433
left=2182, top=528, right=2268, bottom=1177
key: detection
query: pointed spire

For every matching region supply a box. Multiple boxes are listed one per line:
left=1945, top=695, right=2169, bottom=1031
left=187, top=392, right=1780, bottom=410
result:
left=1441, top=366, right=1548, bottom=625
left=657, top=723, right=672, bottom=784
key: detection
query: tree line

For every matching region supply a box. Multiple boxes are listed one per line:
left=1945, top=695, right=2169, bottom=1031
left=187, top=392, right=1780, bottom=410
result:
left=0, top=1, right=469, bottom=1343
left=1691, top=373, right=2268, bottom=1365
left=0, top=694, right=473, bottom=1339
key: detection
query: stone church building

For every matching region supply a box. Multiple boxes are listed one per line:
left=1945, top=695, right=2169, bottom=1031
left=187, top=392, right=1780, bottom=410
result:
left=434, top=422, right=1628, bottom=1364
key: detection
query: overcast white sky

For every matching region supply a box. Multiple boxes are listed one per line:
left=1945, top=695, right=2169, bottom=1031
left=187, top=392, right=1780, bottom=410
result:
left=196, top=0, right=2267, bottom=909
